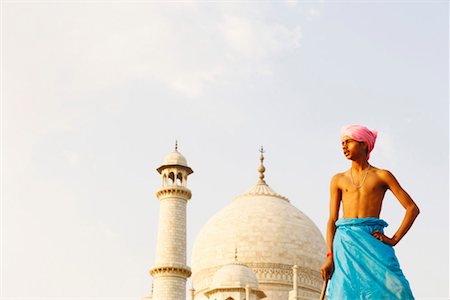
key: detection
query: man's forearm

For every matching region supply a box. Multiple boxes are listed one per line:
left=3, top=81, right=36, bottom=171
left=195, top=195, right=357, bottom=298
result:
left=391, top=204, right=420, bottom=245
left=326, top=220, right=337, bottom=254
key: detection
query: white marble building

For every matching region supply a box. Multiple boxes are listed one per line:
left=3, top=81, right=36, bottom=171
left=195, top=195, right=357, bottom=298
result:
left=146, top=146, right=326, bottom=300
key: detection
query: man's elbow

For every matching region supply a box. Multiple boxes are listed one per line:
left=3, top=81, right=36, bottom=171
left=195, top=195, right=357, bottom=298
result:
left=414, top=205, right=420, bottom=216
left=408, top=203, right=420, bottom=217
left=328, top=218, right=338, bottom=227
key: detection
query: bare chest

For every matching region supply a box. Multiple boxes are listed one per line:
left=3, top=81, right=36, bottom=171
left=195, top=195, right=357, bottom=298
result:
left=340, top=175, right=388, bottom=204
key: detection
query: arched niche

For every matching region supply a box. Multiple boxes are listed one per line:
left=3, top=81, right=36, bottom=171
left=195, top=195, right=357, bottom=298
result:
left=176, top=172, right=183, bottom=186
left=168, top=172, right=175, bottom=185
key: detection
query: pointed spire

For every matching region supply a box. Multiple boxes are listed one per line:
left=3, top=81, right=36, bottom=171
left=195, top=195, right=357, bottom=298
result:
left=235, top=146, right=289, bottom=202
left=258, top=146, right=266, bottom=184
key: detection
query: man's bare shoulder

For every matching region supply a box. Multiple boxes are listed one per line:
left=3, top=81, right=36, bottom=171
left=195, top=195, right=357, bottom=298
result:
left=371, top=166, right=394, bottom=178
left=332, top=171, right=347, bottom=179
left=331, top=171, right=348, bottom=185
left=368, top=166, right=399, bottom=190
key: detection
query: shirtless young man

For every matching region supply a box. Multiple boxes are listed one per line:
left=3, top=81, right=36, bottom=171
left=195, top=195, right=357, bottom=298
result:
left=321, top=125, right=420, bottom=299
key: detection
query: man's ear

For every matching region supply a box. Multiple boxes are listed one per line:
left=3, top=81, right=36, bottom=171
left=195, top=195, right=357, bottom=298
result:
left=362, top=142, right=369, bottom=155
left=359, top=142, right=369, bottom=154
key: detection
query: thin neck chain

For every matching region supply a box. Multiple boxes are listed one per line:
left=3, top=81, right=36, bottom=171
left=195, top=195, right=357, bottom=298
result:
left=350, top=165, right=371, bottom=189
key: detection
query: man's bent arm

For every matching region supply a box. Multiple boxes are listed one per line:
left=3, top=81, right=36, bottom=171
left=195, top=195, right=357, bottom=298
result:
left=381, top=170, right=420, bottom=246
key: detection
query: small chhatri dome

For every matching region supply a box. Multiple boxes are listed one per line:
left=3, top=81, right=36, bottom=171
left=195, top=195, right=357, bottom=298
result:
left=205, top=250, right=267, bottom=299
left=162, top=150, right=188, bottom=166
left=209, top=260, right=259, bottom=290
left=157, top=141, right=193, bottom=174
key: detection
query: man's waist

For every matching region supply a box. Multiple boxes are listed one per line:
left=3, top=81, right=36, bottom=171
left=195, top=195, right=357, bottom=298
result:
left=336, top=217, right=388, bottom=228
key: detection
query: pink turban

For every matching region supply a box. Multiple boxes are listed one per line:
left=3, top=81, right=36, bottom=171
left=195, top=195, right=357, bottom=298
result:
left=340, top=125, right=378, bottom=159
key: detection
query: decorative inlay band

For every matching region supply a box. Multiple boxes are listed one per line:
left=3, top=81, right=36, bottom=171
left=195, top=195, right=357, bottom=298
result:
left=156, top=186, right=192, bottom=200
left=150, top=263, right=192, bottom=278
left=204, top=287, right=266, bottom=298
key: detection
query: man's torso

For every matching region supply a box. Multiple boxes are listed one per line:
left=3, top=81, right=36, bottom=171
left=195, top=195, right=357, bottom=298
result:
left=336, top=166, right=389, bottom=218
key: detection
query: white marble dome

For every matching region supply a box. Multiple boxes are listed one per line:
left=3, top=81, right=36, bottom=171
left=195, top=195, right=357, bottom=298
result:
left=191, top=180, right=326, bottom=300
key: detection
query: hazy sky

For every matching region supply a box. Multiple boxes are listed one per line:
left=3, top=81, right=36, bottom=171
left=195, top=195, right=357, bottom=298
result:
left=2, top=1, right=448, bottom=299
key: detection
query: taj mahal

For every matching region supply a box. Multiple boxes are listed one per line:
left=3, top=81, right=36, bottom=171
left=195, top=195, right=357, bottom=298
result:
left=144, top=145, right=327, bottom=300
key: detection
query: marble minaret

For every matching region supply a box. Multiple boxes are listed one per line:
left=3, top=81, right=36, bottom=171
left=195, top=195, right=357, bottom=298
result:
left=150, top=144, right=193, bottom=300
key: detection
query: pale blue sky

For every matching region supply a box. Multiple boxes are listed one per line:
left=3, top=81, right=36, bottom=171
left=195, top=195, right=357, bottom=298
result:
left=2, top=1, right=448, bottom=299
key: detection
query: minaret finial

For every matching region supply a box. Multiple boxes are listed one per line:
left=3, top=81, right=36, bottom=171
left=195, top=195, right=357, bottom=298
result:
left=234, top=247, right=238, bottom=261
left=175, top=140, right=178, bottom=151
left=258, top=146, right=266, bottom=184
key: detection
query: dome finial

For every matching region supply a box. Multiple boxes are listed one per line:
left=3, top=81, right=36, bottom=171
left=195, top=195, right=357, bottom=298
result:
left=175, top=140, right=178, bottom=151
left=258, top=146, right=266, bottom=184
left=234, top=247, right=238, bottom=261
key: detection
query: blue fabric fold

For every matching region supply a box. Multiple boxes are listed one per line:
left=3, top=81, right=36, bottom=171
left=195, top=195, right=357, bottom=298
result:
left=327, top=218, right=414, bottom=299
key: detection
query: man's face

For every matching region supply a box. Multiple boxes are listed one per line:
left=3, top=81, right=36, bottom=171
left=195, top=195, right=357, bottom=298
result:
left=341, top=136, right=364, bottom=159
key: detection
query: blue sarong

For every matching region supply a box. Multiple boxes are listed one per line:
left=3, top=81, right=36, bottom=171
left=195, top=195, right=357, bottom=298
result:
left=327, top=218, right=414, bottom=299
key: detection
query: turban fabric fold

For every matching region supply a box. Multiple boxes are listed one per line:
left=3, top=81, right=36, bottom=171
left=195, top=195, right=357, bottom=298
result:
left=340, top=125, right=378, bottom=159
